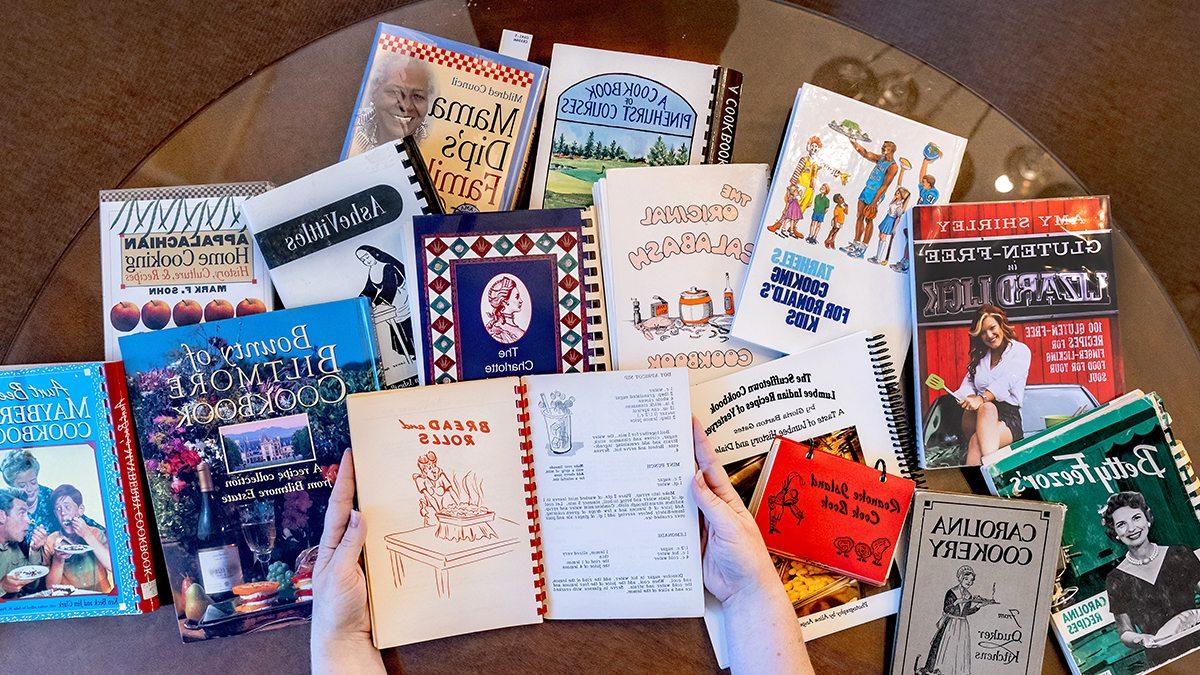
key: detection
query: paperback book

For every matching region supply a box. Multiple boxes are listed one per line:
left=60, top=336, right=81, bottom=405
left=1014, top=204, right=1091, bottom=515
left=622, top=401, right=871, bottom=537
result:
left=910, top=196, right=1124, bottom=469
left=891, top=491, right=1065, bottom=675
left=348, top=368, right=702, bottom=647
left=242, top=138, right=439, bottom=388
left=0, top=362, right=158, bottom=623
left=733, top=84, right=966, bottom=360
left=120, top=298, right=382, bottom=642
left=591, top=164, right=779, bottom=382
left=410, top=209, right=589, bottom=383
left=341, top=23, right=548, bottom=213
left=983, top=391, right=1200, bottom=674
left=100, top=182, right=274, bottom=360
left=528, top=43, right=743, bottom=209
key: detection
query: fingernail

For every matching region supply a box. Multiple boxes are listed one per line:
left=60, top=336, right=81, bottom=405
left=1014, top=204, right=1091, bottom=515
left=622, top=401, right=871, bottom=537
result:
left=694, top=469, right=706, bottom=487
left=350, top=510, right=361, bottom=528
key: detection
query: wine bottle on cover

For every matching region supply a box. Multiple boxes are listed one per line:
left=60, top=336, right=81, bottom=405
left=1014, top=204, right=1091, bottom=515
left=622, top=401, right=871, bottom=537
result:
left=723, top=272, right=735, bottom=315
left=195, top=461, right=244, bottom=600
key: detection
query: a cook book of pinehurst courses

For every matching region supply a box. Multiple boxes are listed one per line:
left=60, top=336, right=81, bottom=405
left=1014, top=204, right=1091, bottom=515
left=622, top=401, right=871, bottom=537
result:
left=100, top=182, right=275, bottom=361
left=119, top=298, right=382, bottom=642
left=528, top=43, right=743, bottom=210
left=983, top=391, right=1200, bottom=675
left=910, top=195, right=1124, bottom=469
left=348, top=368, right=703, bottom=648
left=0, top=361, right=159, bottom=623
left=891, top=491, right=1065, bottom=675
left=241, top=137, right=440, bottom=390
left=341, top=23, right=548, bottom=213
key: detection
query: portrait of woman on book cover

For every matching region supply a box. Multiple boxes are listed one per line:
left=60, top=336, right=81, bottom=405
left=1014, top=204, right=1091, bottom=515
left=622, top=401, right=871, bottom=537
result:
left=915, top=564, right=998, bottom=675
left=347, top=50, right=435, bottom=156
left=356, top=245, right=416, bottom=367
left=1102, top=490, right=1200, bottom=667
left=950, top=304, right=1031, bottom=466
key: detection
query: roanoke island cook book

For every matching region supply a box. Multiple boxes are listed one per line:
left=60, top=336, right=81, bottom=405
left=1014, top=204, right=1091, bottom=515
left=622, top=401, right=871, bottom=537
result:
left=410, top=209, right=589, bottom=383
left=529, top=43, right=743, bottom=209
left=100, top=182, right=274, bottom=361
left=891, top=491, right=1065, bottom=675
left=341, top=23, right=548, bottom=213
left=591, top=164, right=779, bottom=382
left=910, top=196, right=1124, bottom=469
left=120, top=298, right=382, bottom=642
left=348, top=368, right=702, bottom=647
left=241, top=138, right=439, bottom=388
left=0, top=362, right=159, bottom=623
left=733, top=84, right=966, bottom=361
left=983, top=391, right=1200, bottom=675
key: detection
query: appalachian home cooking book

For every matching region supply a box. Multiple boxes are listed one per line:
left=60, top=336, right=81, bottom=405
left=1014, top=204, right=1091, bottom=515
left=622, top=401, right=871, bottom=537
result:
left=100, top=182, right=274, bottom=361
left=983, top=391, right=1200, bottom=674
left=0, top=362, right=159, bottom=623
left=341, top=23, right=547, bottom=213
left=241, top=138, right=438, bottom=388
left=348, top=368, right=702, bottom=647
left=733, top=84, right=966, bottom=361
left=529, top=43, right=743, bottom=209
left=120, top=298, right=382, bottom=642
left=591, top=163, right=779, bottom=382
left=891, top=491, right=1065, bottom=675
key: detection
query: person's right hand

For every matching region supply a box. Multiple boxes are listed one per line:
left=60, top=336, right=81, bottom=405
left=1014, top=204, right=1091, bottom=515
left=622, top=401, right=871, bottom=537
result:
left=29, top=525, right=47, bottom=551
left=691, top=420, right=779, bottom=603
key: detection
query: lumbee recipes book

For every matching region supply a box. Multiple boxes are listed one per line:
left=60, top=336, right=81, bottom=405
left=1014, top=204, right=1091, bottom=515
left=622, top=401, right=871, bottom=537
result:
left=342, top=23, right=547, bottom=213
left=983, top=391, right=1200, bottom=674
left=242, top=138, right=439, bottom=388
left=733, top=84, right=966, bottom=361
left=910, top=196, right=1124, bottom=469
left=120, top=298, right=382, bottom=642
left=0, top=362, right=158, bottom=623
left=100, top=182, right=274, bottom=360
left=529, top=43, right=743, bottom=209
left=891, top=491, right=1065, bottom=675
left=349, top=368, right=702, bottom=648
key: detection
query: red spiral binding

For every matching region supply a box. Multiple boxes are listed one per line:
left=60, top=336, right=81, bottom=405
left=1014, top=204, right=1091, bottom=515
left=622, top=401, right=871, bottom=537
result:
left=516, top=383, right=547, bottom=615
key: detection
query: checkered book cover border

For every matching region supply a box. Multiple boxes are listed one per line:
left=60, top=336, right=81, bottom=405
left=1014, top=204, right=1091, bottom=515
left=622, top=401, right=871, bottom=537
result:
left=378, top=35, right=534, bottom=88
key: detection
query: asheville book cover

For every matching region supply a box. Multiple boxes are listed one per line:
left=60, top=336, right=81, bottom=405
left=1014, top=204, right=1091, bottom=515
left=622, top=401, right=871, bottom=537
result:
left=983, top=392, right=1200, bottom=675
left=0, top=362, right=158, bottom=623
left=911, top=196, right=1124, bottom=469
left=120, top=298, right=381, bottom=642
left=341, top=23, right=547, bottom=213
left=411, top=209, right=589, bottom=383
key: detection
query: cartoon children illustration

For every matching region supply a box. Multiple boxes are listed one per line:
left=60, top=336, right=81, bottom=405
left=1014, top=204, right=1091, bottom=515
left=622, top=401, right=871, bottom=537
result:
left=869, top=187, right=912, bottom=265
left=806, top=184, right=831, bottom=244
left=767, top=180, right=804, bottom=238
left=768, top=136, right=822, bottom=238
left=891, top=145, right=942, bottom=273
left=841, top=139, right=898, bottom=259
left=825, top=193, right=847, bottom=249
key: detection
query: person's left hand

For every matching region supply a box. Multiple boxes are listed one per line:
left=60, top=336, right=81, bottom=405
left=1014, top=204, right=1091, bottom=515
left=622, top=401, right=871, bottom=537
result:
left=961, top=394, right=984, bottom=411
left=312, top=450, right=371, bottom=648
left=29, top=525, right=47, bottom=551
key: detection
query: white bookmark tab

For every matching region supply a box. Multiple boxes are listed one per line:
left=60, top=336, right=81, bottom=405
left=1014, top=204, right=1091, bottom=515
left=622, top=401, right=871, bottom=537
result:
left=498, top=29, right=533, bottom=60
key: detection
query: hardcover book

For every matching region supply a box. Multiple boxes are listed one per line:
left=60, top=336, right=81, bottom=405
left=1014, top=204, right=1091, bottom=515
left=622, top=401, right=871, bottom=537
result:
left=983, top=391, right=1200, bottom=674
left=348, top=368, right=702, bottom=647
left=528, top=43, right=743, bottom=209
left=119, top=298, right=382, bottom=642
left=341, top=23, right=548, bottom=213
left=733, top=84, right=966, bottom=360
left=410, top=209, right=589, bottom=383
left=242, top=138, right=439, bottom=388
left=891, top=491, right=1065, bottom=675
left=100, top=182, right=274, bottom=360
left=591, top=164, right=779, bottom=382
left=910, top=196, right=1124, bottom=469
left=0, top=362, right=158, bottom=623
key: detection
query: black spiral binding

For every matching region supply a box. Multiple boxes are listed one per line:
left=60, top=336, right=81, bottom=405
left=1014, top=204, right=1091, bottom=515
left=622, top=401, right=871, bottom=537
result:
left=867, top=334, right=925, bottom=487
left=396, top=136, right=443, bottom=214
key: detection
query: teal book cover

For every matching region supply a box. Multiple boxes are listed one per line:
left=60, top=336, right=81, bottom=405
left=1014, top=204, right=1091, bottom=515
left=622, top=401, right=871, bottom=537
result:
left=120, top=298, right=381, bottom=642
left=984, top=393, right=1200, bottom=674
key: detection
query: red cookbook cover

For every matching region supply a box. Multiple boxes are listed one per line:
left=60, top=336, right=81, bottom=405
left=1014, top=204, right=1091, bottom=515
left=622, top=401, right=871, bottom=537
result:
left=750, top=436, right=915, bottom=586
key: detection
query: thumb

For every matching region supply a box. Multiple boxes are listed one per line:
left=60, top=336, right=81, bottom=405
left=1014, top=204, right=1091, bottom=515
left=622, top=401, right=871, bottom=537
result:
left=331, top=509, right=367, bottom=573
left=692, top=470, right=742, bottom=537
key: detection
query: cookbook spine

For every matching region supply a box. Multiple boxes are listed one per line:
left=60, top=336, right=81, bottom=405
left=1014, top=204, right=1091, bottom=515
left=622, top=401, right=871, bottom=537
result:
left=867, top=334, right=925, bottom=487
left=703, top=67, right=742, bottom=164
left=516, top=382, right=547, bottom=615
left=103, top=361, right=160, bottom=613
left=578, top=206, right=611, bottom=371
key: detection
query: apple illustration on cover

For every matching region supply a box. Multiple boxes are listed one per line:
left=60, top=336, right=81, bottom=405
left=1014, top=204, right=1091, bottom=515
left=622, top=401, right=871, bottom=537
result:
left=141, top=300, right=171, bottom=330
left=109, top=301, right=140, bottom=332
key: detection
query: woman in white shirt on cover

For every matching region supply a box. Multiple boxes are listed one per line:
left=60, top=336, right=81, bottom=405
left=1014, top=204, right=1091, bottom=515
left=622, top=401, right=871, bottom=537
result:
left=953, top=304, right=1031, bottom=465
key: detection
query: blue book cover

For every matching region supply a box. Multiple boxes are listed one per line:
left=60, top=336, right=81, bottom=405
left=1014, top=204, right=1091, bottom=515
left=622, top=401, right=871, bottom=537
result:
left=341, top=23, right=547, bottom=213
left=412, top=209, right=588, bottom=383
left=119, top=298, right=381, bottom=642
left=0, top=361, right=158, bottom=623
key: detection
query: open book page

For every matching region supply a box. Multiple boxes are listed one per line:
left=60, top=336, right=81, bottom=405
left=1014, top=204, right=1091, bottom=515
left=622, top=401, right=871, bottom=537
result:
left=524, top=368, right=704, bottom=619
left=347, top=377, right=542, bottom=648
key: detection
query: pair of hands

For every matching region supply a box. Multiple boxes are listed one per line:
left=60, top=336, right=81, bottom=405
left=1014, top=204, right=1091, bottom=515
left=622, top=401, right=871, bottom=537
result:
left=960, top=394, right=986, bottom=411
